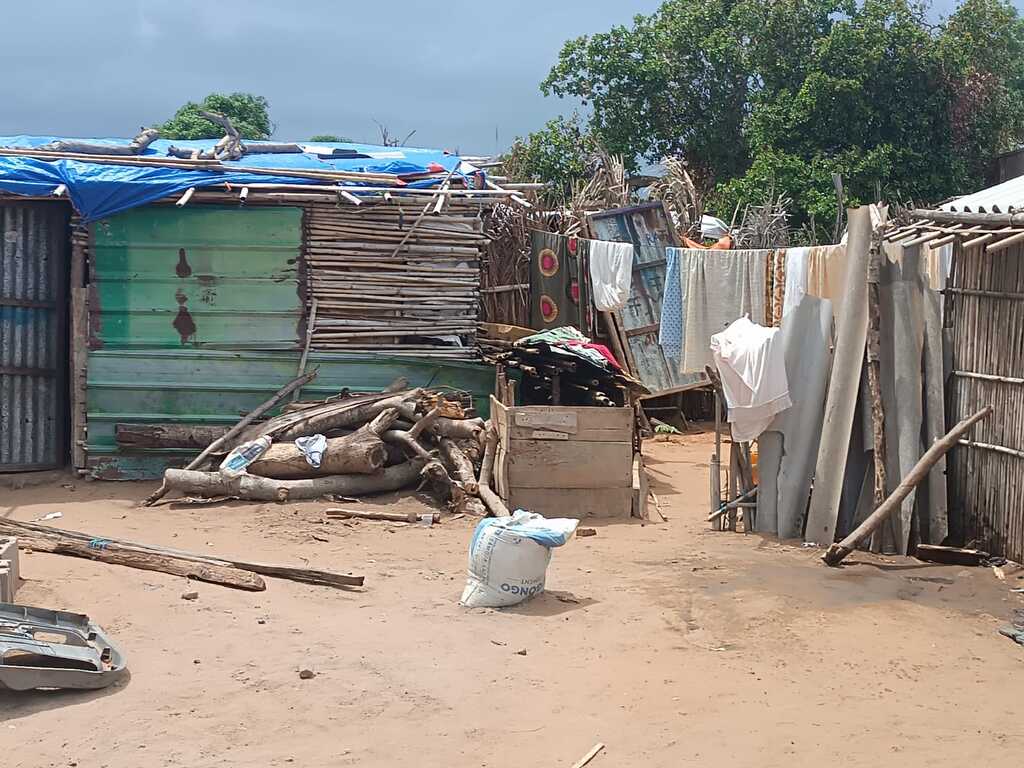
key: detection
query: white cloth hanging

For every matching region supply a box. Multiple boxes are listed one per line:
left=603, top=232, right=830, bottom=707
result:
left=710, top=316, right=792, bottom=442
left=588, top=239, right=634, bottom=311
left=782, top=246, right=810, bottom=318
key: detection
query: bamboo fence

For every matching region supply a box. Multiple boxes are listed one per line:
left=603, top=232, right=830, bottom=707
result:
left=946, top=238, right=1024, bottom=561
left=302, top=199, right=492, bottom=359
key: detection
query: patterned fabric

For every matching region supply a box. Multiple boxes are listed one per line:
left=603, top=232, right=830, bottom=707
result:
left=771, top=249, right=786, bottom=327
left=659, top=248, right=683, bottom=360
left=529, top=230, right=593, bottom=333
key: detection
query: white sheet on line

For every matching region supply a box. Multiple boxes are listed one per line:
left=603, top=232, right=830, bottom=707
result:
left=710, top=316, right=792, bottom=442
left=588, top=239, right=635, bottom=311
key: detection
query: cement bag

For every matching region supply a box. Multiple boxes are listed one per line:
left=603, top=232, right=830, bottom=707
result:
left=460, top=510, right=579, bottom=608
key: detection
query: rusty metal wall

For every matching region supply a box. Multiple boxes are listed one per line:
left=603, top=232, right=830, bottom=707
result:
left=0, top=201, right=70, bottom=471
left=947, top=240, right=1024, bottom=562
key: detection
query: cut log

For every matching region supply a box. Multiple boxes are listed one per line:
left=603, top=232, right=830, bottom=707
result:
left=431, top=416, right=485, bottom=442
left=823, top=405, right=993, bottom=566
left=8, top=530, right=264, bottom=591
left=914, top=544, right=990, bottom=567
left=162, top=460, right=425, bottom=502
left=248, top=411, right=398, bottom=479
left=326, top=508, right=439, bottom=523
left=116, top=423, right=229, bottom=450
left=143, top=369, right=318, bottom=506
left=438, top=438, right=479, bottom=495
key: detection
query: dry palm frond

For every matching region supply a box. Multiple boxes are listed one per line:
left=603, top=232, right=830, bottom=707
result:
left=650, top=156, right=704, bottom=240
left=734, top=195, right=792, bottom=249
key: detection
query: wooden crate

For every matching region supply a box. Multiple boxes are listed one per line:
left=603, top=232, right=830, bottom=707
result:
left=492, top=396, right=634, bottom=519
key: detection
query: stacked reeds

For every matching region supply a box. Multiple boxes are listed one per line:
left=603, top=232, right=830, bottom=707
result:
left=303, top=199, right=493, bottom=358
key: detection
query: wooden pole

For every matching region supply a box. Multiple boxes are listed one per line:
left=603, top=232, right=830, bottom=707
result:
left=143, top=369, right=318, bottom=506
left=823, top=405, right=993, bottom=566
left=865, top=225, right=890, bottom=551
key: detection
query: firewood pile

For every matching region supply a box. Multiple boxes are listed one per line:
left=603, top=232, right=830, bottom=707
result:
left=144, top=373, right=506, bottom=518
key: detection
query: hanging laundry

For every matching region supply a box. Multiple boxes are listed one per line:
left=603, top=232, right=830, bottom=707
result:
left=659, top=248, right=684, bottom=361
left=678, top=248, right=769, bottom=373
left=805, top=243, right=847, bottom=317
left=769, top=249, right=786, bottom=327
left=588, top=239, right=635, bottom=311
left=781, top=246, right=810, bottom=318
left=529, top=231, right=594, bottom=334
left=710, top=316, right=792, bottom=442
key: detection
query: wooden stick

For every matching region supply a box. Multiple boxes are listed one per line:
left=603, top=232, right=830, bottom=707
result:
left=865, top=226, right=889, bottom=551
left=477, top=427, right=510, bottom=517
left=823, top=406, right=993, bottom=566
left=0, top=525, right=265, bottom=591
left=143, top=369, right=318, bottom=506
left=387, top=165, right=460, bottom=260
left=325, top=508, right=439, bottom=524
left=570, top=743, right=606, bottom=768
left=0, top=517, right=363, bottom=589
left=293, top=298, right=318, bottom=402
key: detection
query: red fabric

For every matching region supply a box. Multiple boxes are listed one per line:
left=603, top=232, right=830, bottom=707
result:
left=565, top=340, right=621, bottom=370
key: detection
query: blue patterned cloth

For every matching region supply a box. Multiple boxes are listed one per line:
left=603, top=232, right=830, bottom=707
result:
left=659, top=248, right=683, bottom=360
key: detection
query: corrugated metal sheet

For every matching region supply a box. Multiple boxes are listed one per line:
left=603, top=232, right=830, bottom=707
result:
left=85, top=349, right=496, bottom=478
left=941, top=174, right=1024, bottom=213
left=89, top=206, right=303, bottom=349
left=0, top=201, right=69, bottom=471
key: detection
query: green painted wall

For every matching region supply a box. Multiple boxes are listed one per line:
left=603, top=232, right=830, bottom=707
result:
left=90, top=206, right=303, bottom=349
left=86, top=350, right=495, bottom=479
left=85, top=206, right=492, bottom=479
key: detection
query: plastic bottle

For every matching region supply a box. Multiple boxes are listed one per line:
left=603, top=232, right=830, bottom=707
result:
left=219, top=435, right=272, bottom=477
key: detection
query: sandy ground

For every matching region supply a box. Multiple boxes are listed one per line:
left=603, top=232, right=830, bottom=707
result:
left=2, top=428, right=1024, bottom=767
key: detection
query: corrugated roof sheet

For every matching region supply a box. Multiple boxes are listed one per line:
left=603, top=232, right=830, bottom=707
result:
left=940, top=174, right=1024, bottom=213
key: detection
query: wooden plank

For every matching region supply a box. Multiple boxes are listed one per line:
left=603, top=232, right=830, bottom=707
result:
left=513, top=409, right=578, bottom=432
left=505, top=405, right=632, bottom=442
left=504, top=439, right=632, bottom=489
left=632, top=453, right=649, bottom=520
left=509, top=487, right=632, bottom=519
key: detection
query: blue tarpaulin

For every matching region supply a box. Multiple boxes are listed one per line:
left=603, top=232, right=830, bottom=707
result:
left=0, top=135, right=472, bottom=222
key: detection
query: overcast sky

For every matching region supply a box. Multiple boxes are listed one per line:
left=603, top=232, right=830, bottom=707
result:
left=0, top=0, right=1016, bottom=154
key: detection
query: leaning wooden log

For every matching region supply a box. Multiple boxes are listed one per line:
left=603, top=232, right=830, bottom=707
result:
left=246, top=390, right=422, bottom=444
left=248, top=410, right=397, bottom=479
left=823, top=405, right=993, bottom=566
left=0, top=517, right=363, bottom=589
left=143, top=369, right=319, bottom=506
left=477, top=427, right=510, bottom=517
left=116, top=423, right=229, bottom=450
left=162, top=460, right=426, bottom=502
left=4, top=528, right=265, bottom=591
left=326, top=508, right=439, bottom=523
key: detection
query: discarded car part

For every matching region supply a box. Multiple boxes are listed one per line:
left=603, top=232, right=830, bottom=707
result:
left=0, top=602, right=127, bottom=691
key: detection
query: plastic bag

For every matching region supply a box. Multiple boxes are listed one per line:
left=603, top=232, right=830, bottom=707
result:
left=219, top=436, right=272, bottom=478
left=459, top=510, right=579, bottom=608
left=294, top=434, right=327, bottom=468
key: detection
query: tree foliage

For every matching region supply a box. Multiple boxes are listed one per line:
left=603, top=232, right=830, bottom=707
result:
left=308, top=134, right=352, bottom=143
left=503, top=114, right=600, bottom=202
left=535, top=0, right=1024, bottom=237
left=159, top=93, right=273, bottom=140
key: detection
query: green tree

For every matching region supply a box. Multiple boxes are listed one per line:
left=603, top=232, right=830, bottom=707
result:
left=159, top=93, right=273, bottom=140
left=537, top=0, right=1024, bottom=238
left=308, top=134, right=353, bottom=142
left=503, top=114, right=599, bottom=202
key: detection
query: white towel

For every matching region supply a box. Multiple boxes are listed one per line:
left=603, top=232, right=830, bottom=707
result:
left=711, top=316, right=792, bottom=442
left=588, top=239, right=634, bottom=311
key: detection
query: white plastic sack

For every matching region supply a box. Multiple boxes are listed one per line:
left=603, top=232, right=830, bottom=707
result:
left=459, top=510, right=579, bottom=608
